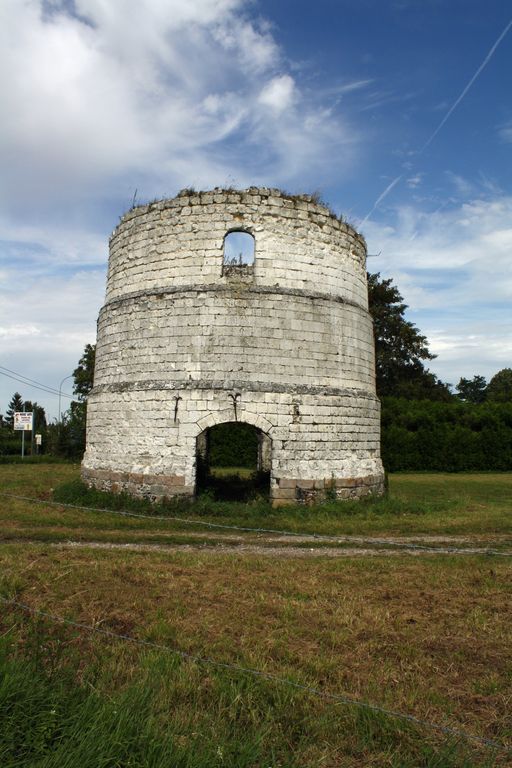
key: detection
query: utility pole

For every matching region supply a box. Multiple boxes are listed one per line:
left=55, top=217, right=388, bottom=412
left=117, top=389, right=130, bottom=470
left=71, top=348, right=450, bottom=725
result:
left=59, top=374, right=73, bottom=423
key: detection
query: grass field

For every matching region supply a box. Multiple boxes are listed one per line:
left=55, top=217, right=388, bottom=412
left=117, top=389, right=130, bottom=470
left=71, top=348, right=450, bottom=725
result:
left=1, top=463, right=512, bottom=542
left=0, top=464, right=511, bottom=766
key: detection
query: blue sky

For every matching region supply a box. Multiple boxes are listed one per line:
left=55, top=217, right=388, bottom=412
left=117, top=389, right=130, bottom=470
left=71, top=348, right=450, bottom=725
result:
left=1, top=0, right=511, bottom=419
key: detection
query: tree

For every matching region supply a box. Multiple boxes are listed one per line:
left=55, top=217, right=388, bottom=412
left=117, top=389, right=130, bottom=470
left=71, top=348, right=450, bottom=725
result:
left=367, top=273, right=452, bottom=400
left=456, top=375, right=487, bottom=403
left=72, top=343, right=96, bottom=401
left=23, top=401, right=47, bottom=431
left=60, top=343, right=96, bottom=459
left=5, top=392, right=24, bottom=427
left=2, top=393, right=48, bottom=455
left=486, top=368, right=512, bottom=403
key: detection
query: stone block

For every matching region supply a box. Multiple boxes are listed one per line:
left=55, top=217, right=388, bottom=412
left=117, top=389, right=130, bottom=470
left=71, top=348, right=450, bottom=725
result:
left=296, top=479, right=315, bottom=489
left=272, top=498, right=296, bottom=507
left=278, top=478, right=297, bottom=489
left=273, top=487, right=297, bottom=500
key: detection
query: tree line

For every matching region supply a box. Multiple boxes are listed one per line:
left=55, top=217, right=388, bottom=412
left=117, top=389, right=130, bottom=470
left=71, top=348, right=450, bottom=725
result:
left=368, top=272, right=511, bottom=470
left=1, top=275, right=511, bottom=469
left=0, top=345, right=95, bottom=460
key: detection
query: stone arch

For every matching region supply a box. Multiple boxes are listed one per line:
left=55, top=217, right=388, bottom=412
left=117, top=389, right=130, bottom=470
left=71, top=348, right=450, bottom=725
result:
left=195, top=409, right=274, bottom=436
left=195, top=417, right=272, bottom=500
left=223, top=229, right=255, bottom=267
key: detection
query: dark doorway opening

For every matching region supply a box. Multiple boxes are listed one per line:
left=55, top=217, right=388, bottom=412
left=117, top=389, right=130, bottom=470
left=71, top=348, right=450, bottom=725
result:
left=196, top=422, right=271, bottom=501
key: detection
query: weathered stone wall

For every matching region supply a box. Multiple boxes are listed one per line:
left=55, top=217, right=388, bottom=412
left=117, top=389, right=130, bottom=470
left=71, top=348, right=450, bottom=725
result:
left=82, top=187, right=385, bottom=503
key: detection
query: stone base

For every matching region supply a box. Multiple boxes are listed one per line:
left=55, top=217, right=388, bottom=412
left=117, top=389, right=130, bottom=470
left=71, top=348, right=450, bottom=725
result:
left=82, top=466, right=385, bottom=506
left=81, top=467, right=194, bottom=501
left=271, top=474, right=385, bottom=506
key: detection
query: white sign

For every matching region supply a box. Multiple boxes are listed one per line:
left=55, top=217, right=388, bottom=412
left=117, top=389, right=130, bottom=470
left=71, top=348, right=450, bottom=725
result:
left=35, top=433, right=42, bottom=445
left=14, top=412, right=33, bottom=431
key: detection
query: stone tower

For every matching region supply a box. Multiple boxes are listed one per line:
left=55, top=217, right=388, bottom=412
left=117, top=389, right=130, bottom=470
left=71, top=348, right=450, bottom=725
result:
left=82, top=188, right=385, bottom=504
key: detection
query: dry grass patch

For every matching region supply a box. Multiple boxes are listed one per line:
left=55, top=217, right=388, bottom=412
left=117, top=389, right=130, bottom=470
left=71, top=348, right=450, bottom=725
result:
left=1, top=544, right=510, bottom=751
left=1, top=465, right=511, bottom=765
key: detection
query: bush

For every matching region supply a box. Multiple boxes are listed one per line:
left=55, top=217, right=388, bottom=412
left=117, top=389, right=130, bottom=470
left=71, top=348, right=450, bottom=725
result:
left=381, top=398, right=512, bottom=472
left=208, top=422, right=259, bottom=468
left=0, top=455, right=72, bottom=465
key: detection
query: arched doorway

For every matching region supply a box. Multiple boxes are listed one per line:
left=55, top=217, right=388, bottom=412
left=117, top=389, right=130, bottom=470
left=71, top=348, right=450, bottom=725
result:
left=196, top=421, right=271, bottom=501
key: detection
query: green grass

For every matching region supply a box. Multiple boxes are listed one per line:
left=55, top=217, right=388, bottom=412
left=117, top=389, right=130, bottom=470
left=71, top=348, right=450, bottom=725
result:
left=0, top=465, right=511, bottom=545
left=0, top=635, right=307, bottom=768
left=50, top=471, right=512, bottom=538
left=1, top=545, right=509, bottom=767
left=0, top=454, right=72, bottom=464
left=0, top=632, right=487, bottom=768
left=210, top=466, right=254, bottom=479
left=0, top=465, right=511, bottom=764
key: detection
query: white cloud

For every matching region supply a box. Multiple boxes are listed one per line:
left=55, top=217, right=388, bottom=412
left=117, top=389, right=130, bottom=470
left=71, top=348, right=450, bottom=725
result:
left=444, top=171, right=474, bottom=197
left=363, top=195, right=512, bottom=383
left=0, top=0, right=356, bottom=218
left=364, top=196, right=512, bottom=300
left=428, top=328, right=512, bottom=384
left=0, top=0, right=364, bottom=418
left=498, top=121, right=512, bottom=142
left=0, top=325, right=41, bottom=338
left=0, top=217, right=107, bottom=268
left=258, top=75, right=296, bottom=112
left=328, top=79, right=374, bottom=96
left=0, top=267, right=106, bottom=419
left=406, top=173, right=423, bottom=189
left=213, top=16, right=279, bottom=73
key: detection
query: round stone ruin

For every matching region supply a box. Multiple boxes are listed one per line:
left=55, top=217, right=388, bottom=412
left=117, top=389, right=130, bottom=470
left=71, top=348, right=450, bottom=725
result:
left=82, top=187, right=385, bottom=505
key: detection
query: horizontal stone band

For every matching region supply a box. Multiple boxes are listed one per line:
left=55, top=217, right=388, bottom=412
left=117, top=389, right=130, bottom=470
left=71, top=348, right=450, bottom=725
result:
left=100, top=282, right=370, bottom=317
left=90, top=378, right=379, bottom=401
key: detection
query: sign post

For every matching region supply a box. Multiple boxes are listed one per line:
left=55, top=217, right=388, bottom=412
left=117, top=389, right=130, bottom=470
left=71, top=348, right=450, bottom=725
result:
left=14, top=412, right=33, bottom=459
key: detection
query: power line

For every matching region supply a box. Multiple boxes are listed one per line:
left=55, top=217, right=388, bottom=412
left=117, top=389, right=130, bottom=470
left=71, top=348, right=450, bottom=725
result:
left=0, top=365, right=73, bottom=396
left=0, top=367, right=73, bottom=399
left=0, top=492, right=510, bottom=557
left=0, top=370, right=71, bottom=398
left=0, top=596, right=507, bottom=753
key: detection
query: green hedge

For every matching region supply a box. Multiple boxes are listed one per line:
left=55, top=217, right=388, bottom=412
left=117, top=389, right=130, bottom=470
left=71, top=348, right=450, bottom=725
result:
left=208, top=422, right=259, bottom=467
left=381, top=398, right=512, bottom=471
left=0, top=429, right=24, bottom=456
left=0, top=455, right=73, bottom=465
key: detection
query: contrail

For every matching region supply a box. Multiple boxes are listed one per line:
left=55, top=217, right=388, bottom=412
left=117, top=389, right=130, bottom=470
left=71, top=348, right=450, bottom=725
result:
left=360, top=17, right=512, bottom=225
left=361, top=175, right=402, bottom=223
left=420, top=16, right=512, bottom=152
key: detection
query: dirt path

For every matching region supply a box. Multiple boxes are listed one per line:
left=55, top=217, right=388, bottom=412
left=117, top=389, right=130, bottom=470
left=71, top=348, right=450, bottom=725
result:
left=4, top=536, right=511, bottom=558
